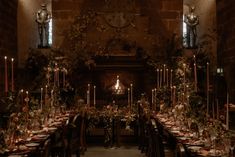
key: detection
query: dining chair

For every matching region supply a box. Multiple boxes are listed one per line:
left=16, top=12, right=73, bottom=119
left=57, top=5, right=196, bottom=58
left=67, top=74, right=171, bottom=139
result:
left=41, top=139, right=51, bottom=157
left=67, top=113, right=82, bottom=157
left=175, top=143, right=186, bottom=157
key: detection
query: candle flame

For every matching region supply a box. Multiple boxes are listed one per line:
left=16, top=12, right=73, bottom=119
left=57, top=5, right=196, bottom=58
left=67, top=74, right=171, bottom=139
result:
left=11, top=58, right=14, bottom=61
left=4, top=56, right=7, bottom=59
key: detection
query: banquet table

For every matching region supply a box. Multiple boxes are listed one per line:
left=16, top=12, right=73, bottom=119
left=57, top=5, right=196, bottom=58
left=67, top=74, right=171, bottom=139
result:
left=153, top=113, right=232, bottom=157
left=1, top=111, right=74, bottom=157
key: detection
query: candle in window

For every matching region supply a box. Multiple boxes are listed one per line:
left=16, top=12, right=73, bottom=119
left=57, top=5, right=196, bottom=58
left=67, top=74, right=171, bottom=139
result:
left=94, top=85, right=96, bottom=108
left=40, top=88, right=43, bottom=110
left=4, top=56, right=8, bottom=94
left=206, top=62, right=209, bottom=116
left=11, top=58, right=14, bottom=92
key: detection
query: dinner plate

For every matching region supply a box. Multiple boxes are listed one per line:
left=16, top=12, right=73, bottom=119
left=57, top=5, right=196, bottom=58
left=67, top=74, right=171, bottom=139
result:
left=188, top=146, right=201, bottom=151
left=36, top=134, right=47, bottom=138
left=25, top=142, right=40, bottom=147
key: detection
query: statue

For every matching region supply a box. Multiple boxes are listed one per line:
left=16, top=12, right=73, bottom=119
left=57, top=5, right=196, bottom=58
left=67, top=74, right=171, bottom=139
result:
left=184, top=6, right=199, bottom=48
left=36, top=3, right=51, bottom=48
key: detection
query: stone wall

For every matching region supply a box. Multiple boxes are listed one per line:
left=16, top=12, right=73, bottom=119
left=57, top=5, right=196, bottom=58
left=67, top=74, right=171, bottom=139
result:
left=17, top=0, right=51, bottom=67
left=217, top=0, right=235, bottom=103
left=52, top=0, right=183, bottom=59
left=0, top=0, right=18, bottom=94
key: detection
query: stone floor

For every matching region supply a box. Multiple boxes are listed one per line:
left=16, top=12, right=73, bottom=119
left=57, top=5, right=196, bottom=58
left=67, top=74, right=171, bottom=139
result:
left=80, top=146, right=145, bottom=157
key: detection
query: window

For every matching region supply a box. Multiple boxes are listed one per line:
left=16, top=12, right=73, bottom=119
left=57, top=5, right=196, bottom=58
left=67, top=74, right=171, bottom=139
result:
left=48, top=19, right=52, bottom=45
left=183, top=16, right=187, bottom=47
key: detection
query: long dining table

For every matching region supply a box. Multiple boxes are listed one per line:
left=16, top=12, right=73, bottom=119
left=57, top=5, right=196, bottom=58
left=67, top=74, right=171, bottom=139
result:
left=153, top=113, right=232, bottom=157
left=1, top=111, right=75, bottom=157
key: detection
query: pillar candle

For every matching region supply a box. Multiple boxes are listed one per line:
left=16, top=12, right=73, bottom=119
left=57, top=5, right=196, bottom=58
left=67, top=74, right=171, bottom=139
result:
left=94, top=85, right=96, bottom=108
left=226, top=92, right=229, bottom=130
left=166, top=69, right=169, bottom=87
left=40, top=88, right=43, bottom=110
left=11, top=58, right=14, bottom=92
left=206, top=62, right=209, bottom=116
left=4, top=56, right=8, bottom=93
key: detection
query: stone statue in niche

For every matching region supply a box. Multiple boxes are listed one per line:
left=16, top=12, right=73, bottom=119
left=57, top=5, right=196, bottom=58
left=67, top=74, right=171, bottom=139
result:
left=36, top=3, right=51, bottom=48
left=184, top=6, right=199, bottom=48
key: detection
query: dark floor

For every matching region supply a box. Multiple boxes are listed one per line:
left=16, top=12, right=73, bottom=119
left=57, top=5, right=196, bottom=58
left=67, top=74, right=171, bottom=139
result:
left=80, top=146, right=145, bottom=157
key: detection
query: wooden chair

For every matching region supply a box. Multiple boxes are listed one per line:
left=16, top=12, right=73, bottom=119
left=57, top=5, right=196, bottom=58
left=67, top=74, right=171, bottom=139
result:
left=67, top=114, right=82, bottom=157
left=41, top=139, right=51, bottom=157
left=175, top=143, right=186, bottom=157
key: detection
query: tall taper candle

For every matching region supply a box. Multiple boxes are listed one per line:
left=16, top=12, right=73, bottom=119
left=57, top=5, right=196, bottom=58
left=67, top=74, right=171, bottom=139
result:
left=94, top=85, right=96, bottom=108
left=183, top=63, right=186, bottom=92
left=163, top=64, right=166, bottom=84
left=63, top=68, right=66, bottom=88
left=166, top=69, right=169, bottom=87
left=130, top=84, right=133, bottom=109
left=193, top=55, right=197, bottom=92
left=151, top=89, right=154, bottom=107
left=170, top=69, right=173, bottom=87
left=157, top=69, right=159, bottom=88
left=154, top=88, right=157, bottom=110
left=160, top=69, right=162, bottom=88
left=88, top=84, right=90, bottom=106
left=206, top=62, right=209, bottom=116
left=4, top=56, right=8, bottom=93
left=40, top=88, right=43, bottom=110
left=216, top=99, right=219, bottom=120
left=226, top=92, right=229, bottom=130
left=21, top=89, right=24, bottom=106
left=173, top=86, right=176, bottom=106
left=11, top=58, right=14, bottom=92
left=128, top=88, right=130, bottom=108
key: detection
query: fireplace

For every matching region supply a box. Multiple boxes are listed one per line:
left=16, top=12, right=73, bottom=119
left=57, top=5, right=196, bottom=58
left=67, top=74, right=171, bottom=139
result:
left=76, top=55, right=155, bottom=108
